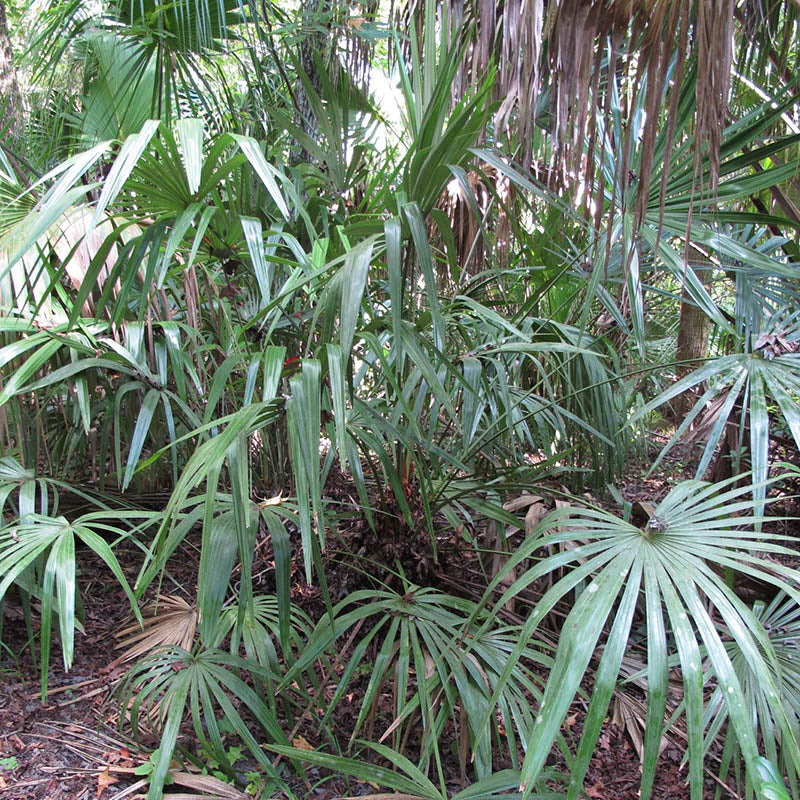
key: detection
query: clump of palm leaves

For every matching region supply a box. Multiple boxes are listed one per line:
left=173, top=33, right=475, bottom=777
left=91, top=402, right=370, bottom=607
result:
left=0, top=459, right=156, bottom=697
left=280, top=580, right=554, bottom=780
left=1, top=2, right=800, bottom=800
left=475, top=473, right=800, bottom=800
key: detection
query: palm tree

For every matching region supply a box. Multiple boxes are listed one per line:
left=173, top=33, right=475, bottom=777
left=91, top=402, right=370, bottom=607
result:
left=1, top=2, right=800, bottom=800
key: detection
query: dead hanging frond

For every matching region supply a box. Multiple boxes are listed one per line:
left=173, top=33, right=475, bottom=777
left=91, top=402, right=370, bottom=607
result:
left=486, top=0, right=643, bottom=191
left=430, top=160, right=517, bottom=283
left=396, top=0, right=748, bottom=243
left=693, top=0, right=735, bottom=199
left=677, top=0, right=734, bottom=264
left=494, top=0, right=542, bottom=150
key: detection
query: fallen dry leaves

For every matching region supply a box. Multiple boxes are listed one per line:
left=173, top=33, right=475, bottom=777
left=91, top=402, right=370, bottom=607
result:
left=96, top=768, right=118, bottom=798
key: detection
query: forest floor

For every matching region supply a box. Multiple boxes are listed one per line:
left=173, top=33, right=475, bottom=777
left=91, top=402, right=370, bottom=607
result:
left=2, top=440, right=798, bottom=800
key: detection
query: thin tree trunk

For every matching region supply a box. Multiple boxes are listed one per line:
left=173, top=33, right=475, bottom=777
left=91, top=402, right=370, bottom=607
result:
left=0, top=0, right=21, bottom=142
left=674, top=251, right=713, bottom=419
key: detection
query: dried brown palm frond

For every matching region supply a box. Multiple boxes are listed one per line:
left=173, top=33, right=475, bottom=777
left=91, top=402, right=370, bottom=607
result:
left=610, top=653, right=684, bottom=762
left=111, top=594, right=197, bottom=666
left=162, top=771, right=251, bottom=799
left=395, top=0, right=796, bottom=241
left=433, top=162, right=516, bottom=278
left=691, top=0, right=735, bottom=203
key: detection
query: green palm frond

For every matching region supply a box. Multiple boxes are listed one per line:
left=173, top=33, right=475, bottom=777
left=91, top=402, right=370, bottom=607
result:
left=631, top=306, right=800, bottom=516
left=283, top=584, right=554, bottom=781
left=474, top=473, right=800, bottom=800
left=119, top=645, right=292, bottom=800
left=704, top=591, right=800, bottom=799
left=0, top=509, right=151, bottom=699
left=268, top=740, right=564, bottom=800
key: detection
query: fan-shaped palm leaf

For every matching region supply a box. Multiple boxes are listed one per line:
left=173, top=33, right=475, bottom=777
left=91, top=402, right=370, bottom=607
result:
left=472, top=473, right=800, bottom=800
left=282, top=584, right=554, bottom=781
left=704, top=591, right=800, bottom=799
left=631, top=306, right=800, bottom=516
left=0, top=510, right=152, bottom=698
left=119, top=645, right=293, bottom=800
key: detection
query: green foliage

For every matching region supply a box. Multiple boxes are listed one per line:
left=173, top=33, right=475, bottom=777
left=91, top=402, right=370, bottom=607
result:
left=633, top=304, right=800, bottom=516
left=704, top=591, right=800, bottom=798
left=281, top=582, right=554, bottom=779
left=267, top=741, right=563, bottom=800
left=1, top=3, right=800, bottom=800
left=119, top=645, right=293, bottom=800
left=0, top=458, right=149, bottom=697
left=475, top=474, right=800, bottom=800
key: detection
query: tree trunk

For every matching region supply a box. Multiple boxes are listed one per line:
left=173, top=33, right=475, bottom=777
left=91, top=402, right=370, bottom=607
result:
left=673, top=251, right=713, bottom=419
left=0, top=0, right=21, bottom=142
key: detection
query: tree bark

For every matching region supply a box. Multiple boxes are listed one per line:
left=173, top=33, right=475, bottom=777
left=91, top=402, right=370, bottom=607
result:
left=674, top=250, right=713, bottom=419
left=0, top=0, right=21, bottom=142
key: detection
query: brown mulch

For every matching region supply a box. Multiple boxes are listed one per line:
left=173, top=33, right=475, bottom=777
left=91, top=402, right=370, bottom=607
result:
left=0, top=574, right=141, bottom=799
